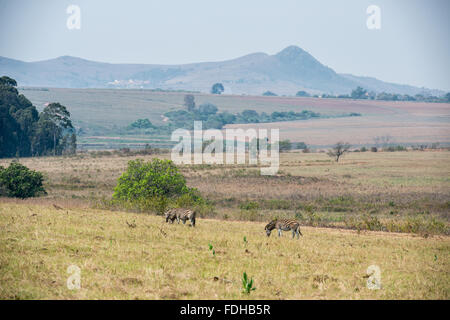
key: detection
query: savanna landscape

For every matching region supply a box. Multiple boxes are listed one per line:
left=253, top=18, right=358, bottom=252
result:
left=1, top=1, right=449, bottom=303
left=1, top=148, right=449, bottom=299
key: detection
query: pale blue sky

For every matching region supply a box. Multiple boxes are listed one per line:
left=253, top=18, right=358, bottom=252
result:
left=0, top=0, right=449, bottom=90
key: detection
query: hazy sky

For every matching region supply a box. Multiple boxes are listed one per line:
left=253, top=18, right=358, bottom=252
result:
left=0, top=0, right=449, bottom=91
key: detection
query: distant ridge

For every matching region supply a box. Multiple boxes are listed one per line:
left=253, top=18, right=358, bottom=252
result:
left=0, top=46, right=442, bottom=96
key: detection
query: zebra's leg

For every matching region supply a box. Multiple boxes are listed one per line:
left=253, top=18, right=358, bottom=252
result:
left=292, top=230, right=295, bottom=239
left=278, top=228, right=282, bottom=237
left=182, top=218, right=186, bottom=225
left=191, top=217, right=195, bottom=227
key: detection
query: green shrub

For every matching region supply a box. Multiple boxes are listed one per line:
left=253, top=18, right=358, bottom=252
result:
left=239, top=201, right=259, bottom=211
left=113, top=158, right=194, bottom=214
left=0, top=162, right=46, bottom=198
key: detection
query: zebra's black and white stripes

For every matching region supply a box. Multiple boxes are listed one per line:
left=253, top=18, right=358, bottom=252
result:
left=164, top=208, right=196, bottom=227
left=264, top=219, right=302, bottom=239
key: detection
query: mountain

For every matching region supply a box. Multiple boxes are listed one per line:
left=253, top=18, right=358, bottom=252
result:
left=0, top=46, right=442, bottom=96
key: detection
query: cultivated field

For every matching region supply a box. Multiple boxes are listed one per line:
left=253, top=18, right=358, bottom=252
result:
left=20, top=88, right=450, bottom=148
left=0, top=203, right=448, bottom=299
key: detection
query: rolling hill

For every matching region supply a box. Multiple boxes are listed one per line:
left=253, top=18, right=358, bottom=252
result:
left=0, top=46, right=442, bottom=96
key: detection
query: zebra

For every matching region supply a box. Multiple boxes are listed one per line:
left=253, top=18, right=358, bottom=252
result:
left=164, top=208, right=196, bottom=227
left=175, top=208, right=196, bottom=227
left=264, top=219, right=302, bottom=239
left=164, top=209, right=177, bottom=224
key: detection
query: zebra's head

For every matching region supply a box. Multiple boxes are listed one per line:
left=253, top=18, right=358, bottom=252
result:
left=164, top=209, right=173, bottom=222
left=264, top=220, right=277, bottom=237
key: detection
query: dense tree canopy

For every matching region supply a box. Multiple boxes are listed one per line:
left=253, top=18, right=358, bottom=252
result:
left=211, top=83, right=224, bottom=94
left=0, top=76, right=76, bottom=158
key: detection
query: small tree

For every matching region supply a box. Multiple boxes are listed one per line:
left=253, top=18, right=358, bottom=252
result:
left=262, top=91, right=277, bottom=96
left=0, top=162, right=46, bottom=198
left=327, top=142, right=351, bottom=162
left=211, top=83, right=224, bottom=94
left=279, top=139, right=292, bottom=152
left=296, top=142, right=307, bottom=150
left=69, top=133, right=77, bottom=155
left=127, top=118, right=154, bottom=130
left=184, top=94, right=196, bottom=111
left=351, top=87, right=367, bottom=99
left=296, top=91, right=310, bottom=97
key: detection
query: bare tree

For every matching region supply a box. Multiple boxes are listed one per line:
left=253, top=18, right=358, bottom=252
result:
left=327, top=142, right=351, bottom=162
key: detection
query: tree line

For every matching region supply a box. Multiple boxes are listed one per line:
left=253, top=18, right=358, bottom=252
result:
left=296, top=86, right=450, bottom=103
left=0, top=76, right=76, bottom=158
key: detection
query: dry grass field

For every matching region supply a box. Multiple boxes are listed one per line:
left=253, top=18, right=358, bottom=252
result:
left=1, top=150, right=448, bottom=230
left=1, top=150, right=449, bottom=299
left=0, top=203, right=448, bottom=299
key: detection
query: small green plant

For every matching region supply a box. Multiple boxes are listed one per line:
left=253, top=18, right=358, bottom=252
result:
left=243, top=236, right=248, bottom=245
left=208, top=242, right=215, bottom=257
left=242, top=272, right=256, bottom=294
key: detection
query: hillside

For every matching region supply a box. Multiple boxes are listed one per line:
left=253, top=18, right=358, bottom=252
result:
left=0, top=46, right=442, bottom=95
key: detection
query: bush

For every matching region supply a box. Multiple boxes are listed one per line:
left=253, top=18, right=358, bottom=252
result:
left=0, top=162, right=46, bottom=198
left=113, top=158, right=193, bottom=213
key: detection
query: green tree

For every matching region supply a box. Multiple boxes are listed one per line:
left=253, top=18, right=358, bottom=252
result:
left=198, top=103, right=218, bottom=116
left=40, top=103, right=73, bottom=156
left=69, top=133, right=77, bottom=155
left=296, top=91, right=310, bottom=97
left=0, top=162, right=46, bottom=198
left=211, top=83, right=224, bottom=94
left=0, top=76, right=39, bottom=157
left=279, top=139, right=292, bottom=152
left=127, top=118, right=154, bottom=130
left=184, top=94, right=196, bottom=111
left=351, top=87, right=368, bottom=99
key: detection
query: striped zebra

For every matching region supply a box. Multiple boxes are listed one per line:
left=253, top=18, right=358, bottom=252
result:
left=164, top=208, right=196, bottom=227
left=264, top=219, right=302, bottom=239
left=164, top=209, right=177, bottom=224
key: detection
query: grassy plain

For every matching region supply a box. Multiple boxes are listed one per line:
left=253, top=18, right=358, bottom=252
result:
left=1, top=150, right=449, bottom=299
left=0, top=202, right=448, bottom=299
left=1, top=150, right=448, bottom=231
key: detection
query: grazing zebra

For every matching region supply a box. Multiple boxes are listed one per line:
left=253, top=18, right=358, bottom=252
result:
left=164, top=209, right=177, bottom=223
left=265, top=219, right=302, bottom=239
left=176, top=208, right=196, bottom=227
left=164, top=208, right=196, bottom=227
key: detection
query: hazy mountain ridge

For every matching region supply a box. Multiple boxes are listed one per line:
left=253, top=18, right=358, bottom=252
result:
left=0, top=46, right=442, bottom=96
